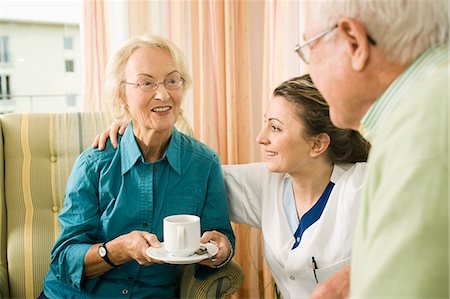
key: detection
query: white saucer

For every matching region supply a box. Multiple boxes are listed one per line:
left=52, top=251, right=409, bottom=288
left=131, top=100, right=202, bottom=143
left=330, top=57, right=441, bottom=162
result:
left=146, top=242, right=219, bottom=265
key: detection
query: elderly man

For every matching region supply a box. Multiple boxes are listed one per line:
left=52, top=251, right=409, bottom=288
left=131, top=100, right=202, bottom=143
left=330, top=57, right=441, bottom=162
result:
left=296, top=1, right=449, bottom=298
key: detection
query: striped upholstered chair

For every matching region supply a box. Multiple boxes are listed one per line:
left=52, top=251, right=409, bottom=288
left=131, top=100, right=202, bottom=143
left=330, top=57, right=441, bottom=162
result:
left=0, top=112, right=243, bottom=299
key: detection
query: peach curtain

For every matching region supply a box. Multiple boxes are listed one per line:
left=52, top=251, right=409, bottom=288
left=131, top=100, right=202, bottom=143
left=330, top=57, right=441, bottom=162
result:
left=81, top=0, right=109, bottom=112
left=81, top=1, right=305, bottom=298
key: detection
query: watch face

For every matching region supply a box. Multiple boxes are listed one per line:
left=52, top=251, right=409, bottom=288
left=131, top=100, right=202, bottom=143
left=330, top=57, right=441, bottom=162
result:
left=99, top=246, right=107, bottom=257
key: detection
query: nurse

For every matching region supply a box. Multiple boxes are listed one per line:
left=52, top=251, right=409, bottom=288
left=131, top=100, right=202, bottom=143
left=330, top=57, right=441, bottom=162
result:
left=222, top=74, right=369, bottom=298
left=94, top=74, right=369, bottom=298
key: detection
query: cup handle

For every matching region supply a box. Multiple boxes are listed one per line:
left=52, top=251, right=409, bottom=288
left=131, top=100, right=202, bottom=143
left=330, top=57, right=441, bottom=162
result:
left=177, top=226, right=185, bottom=249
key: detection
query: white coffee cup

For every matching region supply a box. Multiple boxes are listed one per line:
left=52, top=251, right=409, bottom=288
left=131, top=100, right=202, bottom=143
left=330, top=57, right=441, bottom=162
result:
left=163, top=214, right=200, bottom=257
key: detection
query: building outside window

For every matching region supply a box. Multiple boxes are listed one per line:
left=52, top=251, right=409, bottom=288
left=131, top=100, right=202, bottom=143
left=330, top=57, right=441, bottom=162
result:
left=64, top=36, right=73, bottom=50
left=0, top=1, right=82, bottom=113
left=0, top=75, right=11, bottom=100
left=65, top=59, right=74, bottom=72
left=0, top=36, right=10, bottom=63
left=66, top=94, right=77, bottom=106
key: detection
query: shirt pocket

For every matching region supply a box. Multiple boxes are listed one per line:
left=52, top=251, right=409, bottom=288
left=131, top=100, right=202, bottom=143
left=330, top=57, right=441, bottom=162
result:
left=165, top=195, right=198, bottom=215
left=166, top=186, right=205, bottom=215
left=315, top=256, right=351, bottom=283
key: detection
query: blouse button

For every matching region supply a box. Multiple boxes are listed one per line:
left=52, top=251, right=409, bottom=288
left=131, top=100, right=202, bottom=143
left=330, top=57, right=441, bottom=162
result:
left=52, top=206, right=59, bottom=213
left=142, top=222, right=148, bottom=227
left=122, top=289, right=129, bottom=295
left=289, top=276, right=295, bottom=280
left=50, top=156, right=57, bottom=162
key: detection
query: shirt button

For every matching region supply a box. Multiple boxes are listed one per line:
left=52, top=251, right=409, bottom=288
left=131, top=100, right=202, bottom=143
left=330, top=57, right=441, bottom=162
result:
left=142, top=222, right=148, bottom=227
left=289, top=276, right=295, bottom=280
left=50, top=156, right=57, bottom=162
left=52, top=206, right=59, bottom=213
left=296, top=237, right=300, bottom=242
left=122, top=289, right=129, bottom=295
left=154, top=166, right=158, bottom=171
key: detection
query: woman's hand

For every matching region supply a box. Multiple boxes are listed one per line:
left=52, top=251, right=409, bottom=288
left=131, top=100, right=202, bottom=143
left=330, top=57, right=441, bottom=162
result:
left=198, top=230, right=232, bottom=268
left=84, top=230, right=163, bottom=279
left=112, top=230, right=164, bottom=266
left=91, top=122, right=128, bottom=150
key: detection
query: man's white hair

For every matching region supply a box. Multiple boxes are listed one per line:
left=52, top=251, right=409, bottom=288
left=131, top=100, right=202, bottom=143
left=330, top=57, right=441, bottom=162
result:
left=308, top=0, right=448, bottom=64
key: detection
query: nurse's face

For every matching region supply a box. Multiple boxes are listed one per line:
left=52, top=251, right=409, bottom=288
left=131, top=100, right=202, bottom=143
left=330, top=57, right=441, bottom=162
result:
left=256, top=96, right=314, bottom=174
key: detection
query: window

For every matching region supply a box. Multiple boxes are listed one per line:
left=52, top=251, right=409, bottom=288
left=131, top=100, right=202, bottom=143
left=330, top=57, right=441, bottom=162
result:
left=65, top=59, right=74, bottom=72
left=0, top=36, right=10, bottom=63
left=64, top=36, right=73, bottom=50
left=1, top=1, right=82, bottom=113
left=66, top=94, right=76, bottom=106
left=0, top=75, right=11, bottom=100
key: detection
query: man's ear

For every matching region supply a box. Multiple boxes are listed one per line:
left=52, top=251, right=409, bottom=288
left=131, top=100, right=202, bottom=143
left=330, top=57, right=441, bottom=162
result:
left=337, top=18, right=371, bottom=72
left=310, top=133, right=331, bottom=158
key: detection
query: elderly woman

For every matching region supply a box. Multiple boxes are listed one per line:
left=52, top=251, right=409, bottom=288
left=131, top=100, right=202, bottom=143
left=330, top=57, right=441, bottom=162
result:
left=94, top=74, right=370, bottom=298
left=41, top=35, right=235, bottom=298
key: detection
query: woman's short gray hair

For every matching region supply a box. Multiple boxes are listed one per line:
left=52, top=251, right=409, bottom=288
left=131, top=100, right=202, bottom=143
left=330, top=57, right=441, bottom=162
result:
left=104, top=35, right=192, bottom=122
left=308, top=0, right=448, bottom=64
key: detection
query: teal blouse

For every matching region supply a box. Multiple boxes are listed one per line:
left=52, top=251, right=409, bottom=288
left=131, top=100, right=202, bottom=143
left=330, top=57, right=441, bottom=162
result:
left=43, top=124, right=235, bottom=298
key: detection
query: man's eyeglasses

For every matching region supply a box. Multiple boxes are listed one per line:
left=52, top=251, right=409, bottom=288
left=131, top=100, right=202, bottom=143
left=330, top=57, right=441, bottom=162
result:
left=123, top=77, right=184, bottom=91
left=294, top=24, right=338, bottom=64
left=294, top=24, right=377, bottom=64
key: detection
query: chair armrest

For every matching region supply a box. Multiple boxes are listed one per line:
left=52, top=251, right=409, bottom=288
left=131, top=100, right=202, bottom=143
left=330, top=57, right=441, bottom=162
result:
left=179, top=260, right=244, bottom=299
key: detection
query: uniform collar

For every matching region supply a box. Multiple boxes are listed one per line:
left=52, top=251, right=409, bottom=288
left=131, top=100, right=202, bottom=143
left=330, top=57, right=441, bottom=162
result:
left=330, top=164, right=348, bottom=184
left=282, top=164, right=346, bottom=184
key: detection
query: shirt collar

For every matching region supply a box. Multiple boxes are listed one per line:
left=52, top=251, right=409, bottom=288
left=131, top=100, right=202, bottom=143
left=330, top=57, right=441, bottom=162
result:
left=359, top=45, right=449, bottom=143
left=120, top=123, right=183, bottom=175
left=120, top=123, right=142, bottom=175
left=162, top=127, right=182, bottom=175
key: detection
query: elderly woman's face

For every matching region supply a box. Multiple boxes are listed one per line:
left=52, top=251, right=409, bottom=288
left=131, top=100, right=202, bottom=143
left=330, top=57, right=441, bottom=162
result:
left=123, top=47, right=184, bottom=133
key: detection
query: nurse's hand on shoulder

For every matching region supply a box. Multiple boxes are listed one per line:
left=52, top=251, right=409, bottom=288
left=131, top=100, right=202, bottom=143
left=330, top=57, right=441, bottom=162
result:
left=198, top=230, right=232, bottom=268
left=309, top=264, right=350, bottom=299
left=92, top=121, right=128, bottom=150
left=112, top=230, right=164, bottom=266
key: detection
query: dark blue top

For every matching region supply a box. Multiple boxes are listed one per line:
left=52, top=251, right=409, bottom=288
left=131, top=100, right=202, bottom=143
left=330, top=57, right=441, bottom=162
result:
left=43, top=124, right=235, bottom=298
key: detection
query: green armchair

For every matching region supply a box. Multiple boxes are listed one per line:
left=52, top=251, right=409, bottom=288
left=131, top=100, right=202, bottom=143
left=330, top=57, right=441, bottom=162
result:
left=0, top=112, right=243, bottom=298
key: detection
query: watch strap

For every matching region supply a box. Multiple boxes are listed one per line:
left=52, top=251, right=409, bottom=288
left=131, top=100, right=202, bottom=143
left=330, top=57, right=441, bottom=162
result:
left=99, top=242, right=119, bottom=267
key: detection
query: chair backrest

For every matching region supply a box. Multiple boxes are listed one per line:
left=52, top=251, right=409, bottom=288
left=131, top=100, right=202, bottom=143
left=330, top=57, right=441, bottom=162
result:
left=0, top=112, right=193, bottom=298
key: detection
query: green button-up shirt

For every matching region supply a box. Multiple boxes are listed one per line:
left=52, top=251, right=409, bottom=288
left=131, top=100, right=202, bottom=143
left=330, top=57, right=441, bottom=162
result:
left=352, top=46, right=449, bottom=297
left=43, top=125, right=234, bottom=298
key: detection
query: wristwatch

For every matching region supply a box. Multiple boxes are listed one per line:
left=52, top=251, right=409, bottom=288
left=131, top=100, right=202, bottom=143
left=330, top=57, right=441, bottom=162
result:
left=98, top=242, right=119, bottom=267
